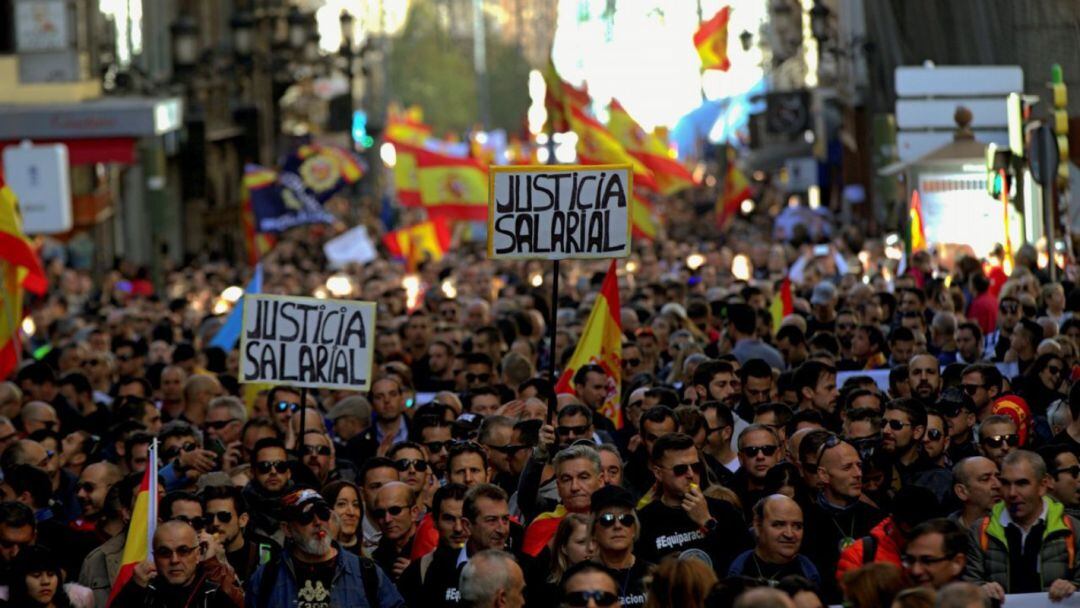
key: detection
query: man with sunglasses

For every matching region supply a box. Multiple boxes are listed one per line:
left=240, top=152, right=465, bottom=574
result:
left=201, top=484, right=276, bottom=584
left=246, top=488, right=405, bottom=608
left=241, top=438, right=294, bottom=546
left=637, top=433, right=751, bottom=574
left=977, top=414, right=1019, bottom=468
left=414, top=415, right=455, bottom=478
left=559, top=559, right=622, bottom=608
left=372, top=482, right=420, bottom=581
left=115, top=520, right=244, bottom=608
left=205, top=396, right=247, bottom=447
left=985, top=296, right=1022, bottom=362
left=923, top=409, right=951, bottom=468
left=728, top=495, right=820, bottom=588
left=417, top=341, right=458, bottom=392
left=700, top=402, right=739, bottom=487
left=590, top=485, right=649, bottom=607
left=934, top=388, right=981, bottom=464
left=622, top=406, right=677, bottom=498
left=1039, top=445, right=1080, bottom=518
left=730, top=425, right=783, bottom=519
left=881, top=398, right=928, bottom=484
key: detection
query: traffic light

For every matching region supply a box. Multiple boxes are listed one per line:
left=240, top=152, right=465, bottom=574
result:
left=352, top=110, right=374, bottom=149
left=986, top=143, right=1012, bottom=198
left=1051, top=64, right=1070, bottom=189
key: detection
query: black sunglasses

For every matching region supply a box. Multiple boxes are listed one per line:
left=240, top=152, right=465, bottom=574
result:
left=557, top=424, right=590, bottom=437
left=999, top=302, right=1019, bottom=313
left=740, top=445, right=779, bottom=458
left=663, top=461, right=702, bottom=477
left=371, top=505, right=409, bottom=520
left=981, top=434, right=1020, bottom=449
left=1057, top=465, right=1080, bottom=479
left=155, top=544, right=199, bottom=559
left=207, top=511, right=234, bottom=524
left=292, top=503, right=332, bottom=526
left=622, top=358, right=642, bottom=368
left=960, top=383, right=984, bottom=395
left=884, top=419, right=912, bottom=431
left=303, top=445, right=332, bottom=457
left=163, top=442, right=198, bottom=460
left=275, top=401, right=301, bottom=413
left=255, top=460, right=289, bottom=474
left=171, top=515, right=209, bottom=532
left=465, top=373, right=491, bottom=383
left=205, top=419, right=237, bottom=430
left=564, top=591, right=619, bottom=608
left=596, top=513, right=636, bottom=528
left=394, top=458, right=429, bottom=472
left=424, top=440, right=452, bottom=453
left=926, top=428, right=944, bottom=441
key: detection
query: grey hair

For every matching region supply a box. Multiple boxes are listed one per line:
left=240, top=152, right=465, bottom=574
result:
left=478, top=415, right=514, bottom=445
left=976, top=414, right=1016, bottom=438
left=209, top=396, right=248, bottom=424
left=595, top=443, right=622, bottom=465
left=952, top=456, right=995, bottom=487
left=1048, top=399, right=1069, bottom=431
left=1002, top=449, right=1047, bottom=480
left=935, top=581, right=990, bottom=608
left=459, top=549, right=517, bottom=607
left=552, top=444, right=601, bottom=475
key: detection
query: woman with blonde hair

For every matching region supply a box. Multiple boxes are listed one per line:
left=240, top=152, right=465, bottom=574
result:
left=644, top=556, right=718, bottom=608
left=531, top=514, right=593, bottom=608
left=840, top=562, right=905, bottom=608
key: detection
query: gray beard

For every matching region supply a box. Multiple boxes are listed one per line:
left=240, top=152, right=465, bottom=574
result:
left=295, top=532, right=332, bottom=556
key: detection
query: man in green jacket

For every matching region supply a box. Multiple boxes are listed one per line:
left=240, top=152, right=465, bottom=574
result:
left=964, top=450, right=1080, bottom=603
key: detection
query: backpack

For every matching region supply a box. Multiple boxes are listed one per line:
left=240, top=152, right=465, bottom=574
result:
left=257, top=550, right=381, bottom=607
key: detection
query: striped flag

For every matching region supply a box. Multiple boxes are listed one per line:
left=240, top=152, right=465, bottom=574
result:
left=0, top=175, right=47, bottom=380
left=386, top=137, right=424, bottom=207
left=607, top=99, right=695, bottom=195
left=522, top=504, right=567, bottom=557
left=554, top=260, right=623, bottom=428
left=769, top=278, right=794, bottom=331
left=382, top=218, right=453, bottom=272
left=415, top=148, right=489, bottom=221
left=108, top=440, right=158, bottom=606
left=568, top=105, right=658, bottom=192
left=694, top=6, right=732, bottom=72
left=631, top=189, right=660, bottom=241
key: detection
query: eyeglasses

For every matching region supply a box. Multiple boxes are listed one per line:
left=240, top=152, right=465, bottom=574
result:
left=255, top=460, right=290, bottom=474
left=1000, top=302, right=1019, bottom=314
left=557, top=424, right=590, bottom=437
left=274, top=401, right=301, bottom=413
left=596, top=513, right=636, bottom=528
left=303, top=445, right=332, bottom=457
left=205, top=419, right=237, bottom=430
left=740, top=445, right=779, bottom=458
left=170, top=515, right=209, bottom=531
left=981, top=434, right=1020, bottom=449
left=465, top=373, right=491, bottom=384
left=960, top=383, right=984, bottom=396
left=424, top=440, right=452, bottom=454
left=884, top=419, right=913, bottom=431
left=394, top=458, right=429, bottom=472
left=1056, top=465, right=1080, bottom=479
left=155, top=544, right=199, bottom=559
left=207, top=511, right=234, bottom=524
left=622, top=358, right=642, bottom=368
left=926, top=428, right=944, bottom=441
left=371, top=505, right=409, bottom=520
left=1047, top=366, right=1065, bottom=377
left=815, top=434, right=842, bottom=467
left=661, top=462, right=702, bottom=477
left=162, top=442, right=197, bottom=460
left=564, top=590, right=619, bottom=607
left=291, top=503, right=332, bottom=526
left=900, top=554, right=952, bottom=568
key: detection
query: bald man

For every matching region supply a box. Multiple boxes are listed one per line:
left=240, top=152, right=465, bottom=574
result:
left=21, top=401, right=59, bottom=435
left=728, top=495, right=821, bottom=587
left=181, top=374, right=223, bottom=427
left=73, top=462, right=122, bottom=531
left=907, top=354, right=942, bottom=403
left=0, top=382, right=22, bottom=420
left=372, top=482, right=419, bottom=581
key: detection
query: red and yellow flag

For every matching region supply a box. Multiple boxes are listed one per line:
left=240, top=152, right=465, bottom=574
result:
left=108, top=442, right=158, bottom=606
left=554, top=260, right=623, bottom=428
left=240, top=168, right=278, bottom=266
left=608, top=100, right=695, bottom=195
left=386, top=137, right=424, bottom=207
left=0, top=176, right=47, bottom=380
left=382, top=218, right=453, bottom=271
left=386, top=105, right=432, bottom=146
left=716, top=163, right=752, bottom=230
left=694, top=6, right=732, bottom=72
left=910, top=189, right=927, bottom=253
left=522, top=504, right=567, bottom=557
left=415, top=148, right=489, bottom=221
left=568, top=105, right=658, bottom=192
left=631, top=189, right=660, bottom=241
left=769, top=278, right=794, bottom=331
left=542, top=62, right=592, bottom=133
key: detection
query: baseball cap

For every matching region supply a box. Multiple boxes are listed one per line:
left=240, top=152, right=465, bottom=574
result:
left=810, top=282, right=837, bottom=306
left=281, top=488, right=328, bottom=521
left=327, top=396, right=371, bottom=422
left=590, top=485, right=636, bottom=514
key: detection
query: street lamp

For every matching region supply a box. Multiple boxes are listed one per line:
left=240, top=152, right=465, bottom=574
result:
left=739, top=30, right=753, bottom=52
left=231, top=10, right=256, bottom=61
left=809, top=1, right=831, bottom=44
left=170, top=15, right=199, bottom=72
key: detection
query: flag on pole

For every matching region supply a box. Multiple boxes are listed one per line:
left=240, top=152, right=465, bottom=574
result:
left=386, top=105, right=433, bottom=145
left=716, top=164, right=752, bottom=230
left=630, top=189, right=660, bottom=241
left=382, top=218, right=453, bottom=271
left=415, top=148, right=489, bottom=221
left=568, top=105, right=659, bottom=192
left=999, top=169, right=1014, bottom=274
left=554, top=260, right=623, bottom=428
left=386, top=138, right=424, bottom=207
left=0, top=175, right=47, bottom=380
left=542, top=61, right=592, bottom=133
left=769, top=278, right=794, bottom=331
left=607, top=100, right=695, bottom=195
left=694, top=6, right=732, bottom=72
left=208, top=264, right=264, bottom=351
left=107, top=440, right=158, bottom=606
left=909, top=189, right=927, bottom=253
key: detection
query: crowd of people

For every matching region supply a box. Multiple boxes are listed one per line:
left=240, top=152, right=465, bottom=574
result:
left=6, top=210, right=1080, bottom=608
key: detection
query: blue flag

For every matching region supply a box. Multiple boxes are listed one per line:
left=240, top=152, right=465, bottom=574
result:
left=209, top=264, right=263, bottom=351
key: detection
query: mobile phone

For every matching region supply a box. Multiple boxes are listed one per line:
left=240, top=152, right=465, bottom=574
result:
left=813, top=244, right=830, bottom=257
left=207, top=438, right=226, bottom=459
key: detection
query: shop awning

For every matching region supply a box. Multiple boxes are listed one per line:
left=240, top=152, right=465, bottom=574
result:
left=0, top=137, right=136, bottom=165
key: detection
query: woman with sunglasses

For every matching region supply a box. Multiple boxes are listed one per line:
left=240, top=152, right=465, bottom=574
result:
left=1017, top=353, right=1068, bottom=434
left=323, top=480, right=364, bottom=556
left=589, top=486, right=651, bottom=607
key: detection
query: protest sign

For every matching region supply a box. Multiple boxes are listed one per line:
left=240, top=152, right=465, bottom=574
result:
left=487, top=164, right=632, bottom=260
left=239, top=294, right=376, bottom=391
left=324, top=225, right=378, bottom=268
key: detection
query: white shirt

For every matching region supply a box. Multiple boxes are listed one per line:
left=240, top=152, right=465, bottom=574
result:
left=998, top=496, right=1050, bottom=550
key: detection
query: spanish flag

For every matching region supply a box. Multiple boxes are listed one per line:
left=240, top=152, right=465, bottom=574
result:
left=0, top=175, right=47, bottom=380
left=542, top=61, right=591, bottom=133
left=909, top=189, right=927, bottom=253
left=240, top=169, right=278, bottom=266
left=607, top=100, right=695, bottom=195
left=107, top=440, right=158, bottom=606
left=415, top=148, right=489, bottom=221
left=694, top=6, right=732, bottom=72
left=382, top=218, right=452, bottom=271
left=769, top=278, right=794, bottom=331
left=716, top=163, right=752, bottom=230
left=386, top=105, right=432, bottom=146
left=569, top=105, right=658, bottom=192
left=631, top=189, right=660, bottom=241
left=523, top=504, right=567, bottom=557
left=386, top=137, right=423, bottom=207
left=554, top=260, right=623, bottom=428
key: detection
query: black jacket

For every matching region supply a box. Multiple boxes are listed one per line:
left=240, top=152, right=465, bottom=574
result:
left=635, top=495, right=751, bottom=575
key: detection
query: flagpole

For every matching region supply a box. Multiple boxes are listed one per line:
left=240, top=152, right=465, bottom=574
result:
left=296, top=387, right=308, bottom=459
left=547, top=260, right=560, bottom=423
left=148, top=438, right=158, bottom=561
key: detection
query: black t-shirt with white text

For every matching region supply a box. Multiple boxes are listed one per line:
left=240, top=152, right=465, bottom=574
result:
left=635, top=495, right=751, bottom=575
left=293, top=556, right=336, bottom=608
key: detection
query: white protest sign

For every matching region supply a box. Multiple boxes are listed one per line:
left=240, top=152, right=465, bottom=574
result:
left=240, top=294, right=376, bottom=390
left=324, top=225, right=377, bottom=269
left=487, top=164, right=632, bottom=260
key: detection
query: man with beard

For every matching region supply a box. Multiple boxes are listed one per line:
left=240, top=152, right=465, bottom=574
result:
left=701, top=402, right=739, bottom=486
left=949, top=456, right=1002, bottom=530
left=72, top=461, right=121, bottom=535
left=961, top=364, right=1003, bottom=421
left=246, top=488, right=405, bottom=608
left=302, top=432, right=354, bottom=486
left=793, top=361, right=839, bottom=423
left=881, top=398, right=928, bottom=485
left=622, top=405, right=678, bottom=498
left=241, top=438, right=294, bottom=545
left=978, top=415, right=1019, bottom=468
left=201, top=484, right=277, bottom=584
left=371, top=482, right=419, bottom=581
left=727, top=495, right=820, bottom=587
left=398, top=483, right=470, bottom=608
left=692, top=360, right=748, bottom=449
left=955, top=322, right=985, bottom=364
left=907, top=354, right=942, bottom=405
left=417, top=341, right=457, bottom=392
left=114, top=520, right=244, bottom=607
left=1040, top=444, right=1080, bottom=518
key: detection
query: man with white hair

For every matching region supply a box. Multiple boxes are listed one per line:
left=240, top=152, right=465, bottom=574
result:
left=458, top=550, right=525, bottom=608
